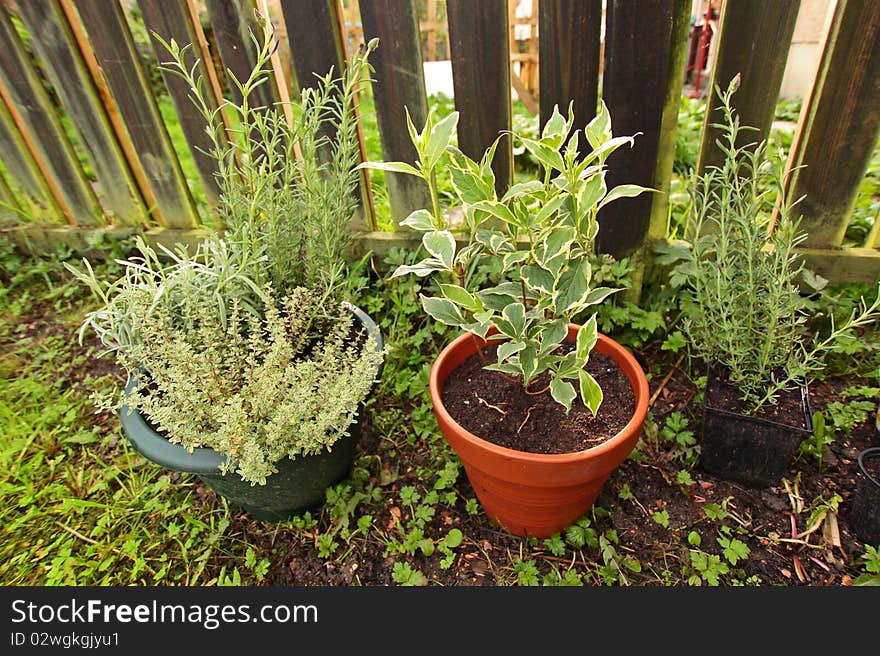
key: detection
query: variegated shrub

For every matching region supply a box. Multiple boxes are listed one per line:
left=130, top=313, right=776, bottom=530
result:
left=360, top=103, right=650, bottom=412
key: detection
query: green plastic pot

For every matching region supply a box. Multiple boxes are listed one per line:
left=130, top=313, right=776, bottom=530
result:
left=119, top=303, right=383, bottom=521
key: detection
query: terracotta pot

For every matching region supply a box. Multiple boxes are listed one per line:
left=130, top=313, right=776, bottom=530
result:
left=429, top=325, right=649, bottom=538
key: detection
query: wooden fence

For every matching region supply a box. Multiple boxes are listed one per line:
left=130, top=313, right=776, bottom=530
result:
left=1, top=0, right=879, bottom=291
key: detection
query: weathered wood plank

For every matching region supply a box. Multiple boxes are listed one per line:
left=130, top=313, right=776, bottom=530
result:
left=446, top=0, right=512, bottom=195
left=358, top=0, right=431, bottom=226
left=0, top=7, right=101, bottom=226
left=138, top=0, right=222, bottom=210
left=798, top=247, right=880, bottom=286
left=785, top=0, right=880, bottom=249
left=0, top=167, right=22, bottom=223
left=599, top=0, right=691, bottom=259
left=696, top=0, right=800, bottom=175
left=0, top=92, right=61, bottom=223
left=15, top=0, right=145, bottom=226
left=73, top=0, right=199, bottom=229
left=205, top=0, right=278, bottom=109
left=538, top=0, right=602, bottom=148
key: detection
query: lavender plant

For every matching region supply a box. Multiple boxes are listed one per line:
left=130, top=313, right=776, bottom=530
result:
left=359, top=102, right=650, bottom=412
left=66, top=26, right=384, bottom=484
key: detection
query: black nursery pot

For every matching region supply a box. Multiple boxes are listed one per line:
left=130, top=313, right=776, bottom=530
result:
left=698, top=370, right=813, bottom=488
left=850, top=447, right=880, bottom=546
left=119, top=303, right=383, bottom=522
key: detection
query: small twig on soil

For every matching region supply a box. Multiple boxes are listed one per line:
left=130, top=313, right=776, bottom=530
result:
left=534, top=553, right=594, bottom=568
left=475, top=394, right=507, bottom=416
left=649, top=354, right=685, bottom=407
left=517, top=404, right=537, bottom=434
left=524, top=383, right=550, bottom=396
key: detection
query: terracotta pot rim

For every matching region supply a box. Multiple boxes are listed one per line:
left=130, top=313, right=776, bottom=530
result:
left=429, top=325, right=649, bottom=464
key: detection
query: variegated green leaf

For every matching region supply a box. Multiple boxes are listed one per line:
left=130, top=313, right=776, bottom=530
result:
left=597, top=184, right=654, bottom=210
left=550, top=378, right=577, bottom=413
left=540, top=319, right=568, bottom=354
left=583, top=286, right=620, bottom=307
left=422, top=230, right=456, bottom=269
left=541, top=104, right=569, bottom=147
left=471, top=200, right=519, bottom=227
left=357, top=160, right=422, bottom=177
left=576, top=314, right=598, bottom=360
left=400, top=209, right=436, bottom=231
left=420, top=295, right=466, bottom=326
left=585, top=100, right=611, bottom=149
left=425, top=111, right=459, bottom=167
left=518, top=136, right=565, bottom=172
left=439, top=283, right=481, bottom=312
left=484, top=361, right=522, bottom=376
left=534, top=194, right=567, bottom=226
left=519, top=344, right=538, bottom=383
left=554, top=260, right=590, bottom=314
left=391, top=258, right=446, bottom=278
left=497, top=340, right=525, bottom=361
left=502, top=302, right=527, bottom=336
left=578, top=370, right=603, bottom=416
left=521, top=264, right=555, bottom=294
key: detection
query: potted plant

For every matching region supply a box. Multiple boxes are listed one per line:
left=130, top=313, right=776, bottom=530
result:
left=66, top=30, right=384, bottom=521
left=674, top=77, right=880, bottom=488
left=850, top=447, right=880, bottom=547
left=359, top=102, right=650, bottom=538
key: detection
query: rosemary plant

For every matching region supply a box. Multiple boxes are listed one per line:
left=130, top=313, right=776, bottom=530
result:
left=676, top=77, right=880, bottom=413
left=359, top=102, right=650, bottom=412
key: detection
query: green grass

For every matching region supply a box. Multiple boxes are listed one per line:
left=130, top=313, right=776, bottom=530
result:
left=0, top=245, right=265, bottom=585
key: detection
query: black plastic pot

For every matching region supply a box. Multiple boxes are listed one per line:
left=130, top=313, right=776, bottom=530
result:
left=850, top=447, right=880, bottom=546
left=119, top=303, right=383, bottom=521
left=698, top=370, right=813, bottom=488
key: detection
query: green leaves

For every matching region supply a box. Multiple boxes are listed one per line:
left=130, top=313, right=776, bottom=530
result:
left=550, top=379, right=577, bottom=412
left=425, top=112, right=459, bottom=168
left=578, top=370, right=603, bottom=416
left=360, top=82, right=646, bottom=412
left=420, top=295, right=466, bottom=327
left=400, top=209, right=436, bottom=231
left=356, top=160, right=421, bottom=177
left=422, top=231, right=456, bottom=269
left=597, top=184, right=654, bottom=210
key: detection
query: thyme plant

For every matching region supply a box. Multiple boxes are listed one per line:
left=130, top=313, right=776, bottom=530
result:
left=360, top=103, right=650, bottom=412
left=66, top=27, right=384, bottom=484
left=676, top=77, right=880, bottom=413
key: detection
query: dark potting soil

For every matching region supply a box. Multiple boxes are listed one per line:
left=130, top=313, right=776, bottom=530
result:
left=706, top=368, right=808, bottom=430
left=441, top=344, right=635, bottom=454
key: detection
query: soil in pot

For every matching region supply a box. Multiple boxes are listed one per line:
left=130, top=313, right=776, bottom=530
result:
left=441, top=343, right=635, bottom=454
left=699, top=368, right=812, bottom=488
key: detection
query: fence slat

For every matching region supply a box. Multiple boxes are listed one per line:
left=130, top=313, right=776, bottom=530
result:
left=205, top=0, right=278, bottom=109
left=538, top=0, right=602, bottom=146
left=16, top=0, right=145, bottom=226
left=358, top=0, right=431, bottom=225
left=72, top=0, right=198, bottom=229
left=599, top=0, right=691, bottom=259
left=785, top=0, right=880, bottom=249
left=0, top=7, right=101, bottom=226
left=0, top=169, right=20, bottom=222
left=138, top=0, right=222, bottom=210
left=447, top=0, right=512, bottom=195
left=0, top=91, right=62, bottom=223
left=696, top=0, right=800, bottom=175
